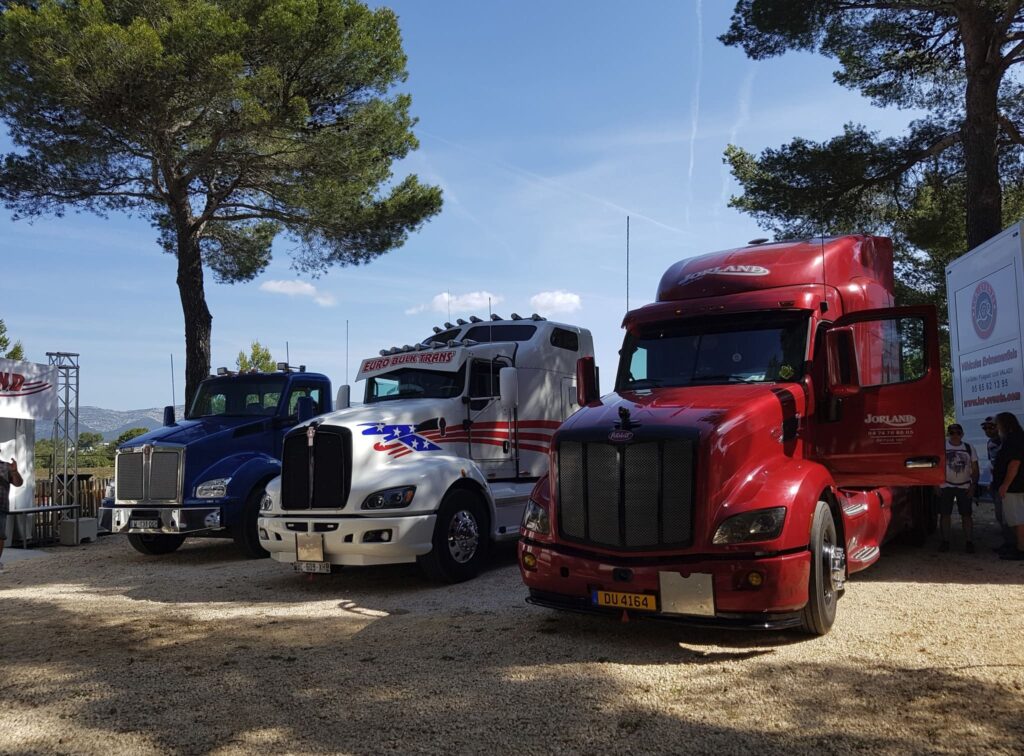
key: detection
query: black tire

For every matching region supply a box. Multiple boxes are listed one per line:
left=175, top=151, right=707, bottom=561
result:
left=127, top=533, right=186, bottom=555
left=800, top=501, right=842, bottom=636
left=234, top=486, right=270, bottom=559
left=418, top=488, right=490, bottom=583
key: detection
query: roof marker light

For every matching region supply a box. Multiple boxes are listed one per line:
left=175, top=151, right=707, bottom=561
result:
left=510, top=313, right=522, bottom=320
left=456, top=318, right=467, bottom=325
left=490, top=313, right=502, bottom=321
left=444, top=322, right=454, bottom=329
left=469, top=316, right=483, bottom=323
left=432, top=326, right=443, bottom=334
left=216, top=367, right=229, bottom=375
left=530, top=313, right=546, bottom=321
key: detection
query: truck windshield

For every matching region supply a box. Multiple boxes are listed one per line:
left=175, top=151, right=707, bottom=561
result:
left=616, top=313, right=810, bottom=391
left=187, top=377, right=287, bottom=418
left=364, top=366, right=466, bottom=403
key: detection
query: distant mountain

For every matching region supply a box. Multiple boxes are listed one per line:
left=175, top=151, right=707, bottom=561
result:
left=36, top=405, right=186, bottom=441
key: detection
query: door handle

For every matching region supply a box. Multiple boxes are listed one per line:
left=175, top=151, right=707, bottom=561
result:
left=905, top=457, right=939, bottom=469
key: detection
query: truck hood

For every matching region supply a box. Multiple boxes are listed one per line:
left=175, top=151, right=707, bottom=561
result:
left=121, top=416, right=270, bottom=448
left=562, top=384, right=806, bottom=506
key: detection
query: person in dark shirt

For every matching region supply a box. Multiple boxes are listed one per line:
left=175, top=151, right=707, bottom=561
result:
left=0, top=456, right=25, bottom=570
left=993, top=412, right=1024, bottom=560
left=982, top=416, right=1015, bottom=551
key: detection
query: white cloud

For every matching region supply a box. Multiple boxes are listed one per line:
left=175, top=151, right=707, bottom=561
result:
left=260, top=279, right=336, bottom=307
left=530, top=290, right=582, bottom=314
left=407, top=291, right=504, bottom=316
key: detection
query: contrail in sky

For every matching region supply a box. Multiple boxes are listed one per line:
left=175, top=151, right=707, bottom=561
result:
left=685, top=0, right=704, bottom=228
left=719, top=66, right=757, bottom=212
left=420, top=130, right=687, bottom=236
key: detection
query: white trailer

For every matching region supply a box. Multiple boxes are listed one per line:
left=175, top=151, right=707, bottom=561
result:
left=946, top=221, right=1024, bottom=481
left=258, top=315, right=594, bottom=582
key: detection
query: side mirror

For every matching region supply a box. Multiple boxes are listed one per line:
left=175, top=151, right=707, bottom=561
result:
left=335, top=384, right=351, bottom=410
left=576, top=356, right=599, bottom=406
left=499, top=367, right=518, bottom=411
left=296, top=396, right=316, bottom=423
left=826, top=327, right=861, bottom=397
left=162, top=405, right=176, bottom=426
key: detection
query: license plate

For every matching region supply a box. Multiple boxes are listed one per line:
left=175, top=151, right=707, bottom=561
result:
left=592, top=589, right=658, bottom=612
left=294, top=561, right=331, bottom=574
left=131, top=519, right=159, bottom=529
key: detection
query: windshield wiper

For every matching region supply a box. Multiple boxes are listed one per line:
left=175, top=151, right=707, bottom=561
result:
left=623, top=378, right=663, bottom=389
left=689, top=374, right=759, bottom=384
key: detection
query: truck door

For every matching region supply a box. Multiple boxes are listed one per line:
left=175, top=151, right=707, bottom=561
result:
left=466, top=358, right=516, bottom=479
left=814, top=306, right=944, bottom=486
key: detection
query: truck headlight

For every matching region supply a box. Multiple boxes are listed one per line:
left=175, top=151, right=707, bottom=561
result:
left=195, top=478, right=231, bottom=498
left=521, top=499, right=550, bottom=535
left=712, top=507, right=787, bottom=545
left=260, top=492, right=273, bottom=511
left=362, top=486, right=416, bottom=510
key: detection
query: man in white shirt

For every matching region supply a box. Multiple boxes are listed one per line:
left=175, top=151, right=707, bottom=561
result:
left=938, top=423, right=979, bottom=553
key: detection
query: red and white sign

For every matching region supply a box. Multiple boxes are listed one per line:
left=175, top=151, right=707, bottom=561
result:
left=358, top=350, right=460, bottom=377
left=0, top=357, right=58, bottom=421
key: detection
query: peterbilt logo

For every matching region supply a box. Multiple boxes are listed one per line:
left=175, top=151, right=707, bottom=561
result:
left=864, top=413, right=916, bottom=427
left=679, top=264, right=769, bottom=285
left=608, top=429, right=634, bottom=442
left=971, top=281, right=997, bottom=340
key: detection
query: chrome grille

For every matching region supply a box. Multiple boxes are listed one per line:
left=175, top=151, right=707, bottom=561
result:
left=115, top=447, right=182, bottom=503
left=149, top=452, right=180, bottom=500
left=116, top=453, right=144, bottom=500
left=557, top=438, right=694, bottom=550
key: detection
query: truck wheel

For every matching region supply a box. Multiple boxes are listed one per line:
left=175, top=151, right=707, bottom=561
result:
left=800, top=501, right=843, bottom=636
left=127, top=533, right=186, bottom=555
left=418, top=489, right=490, bottom=583
left=234, top=487, right=270, bottom=559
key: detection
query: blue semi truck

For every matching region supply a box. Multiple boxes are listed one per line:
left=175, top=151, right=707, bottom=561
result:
left=100, top=365, right=335, bottom=557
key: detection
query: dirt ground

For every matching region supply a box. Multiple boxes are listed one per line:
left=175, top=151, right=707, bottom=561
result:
left=1, top=506, right=1022, bottom=755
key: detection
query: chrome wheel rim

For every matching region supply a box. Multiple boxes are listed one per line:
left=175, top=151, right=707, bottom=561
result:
left=447, top=510, right=479, bottom=564
left=821, top=532, right=845, bottom=604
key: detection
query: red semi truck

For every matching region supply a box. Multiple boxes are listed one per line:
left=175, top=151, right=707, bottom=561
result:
left=519, top=235, right=944, bottom=634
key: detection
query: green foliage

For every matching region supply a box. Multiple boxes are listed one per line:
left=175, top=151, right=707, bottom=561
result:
left=721, top=2, right=1024, bottom=247
left=114, top=427, right=149, bottom=447
left=0, top=319, right=24, bottom=360
left=236, top=340, right=275, bottom=372
left=77, top=432, right=104, bottom=452
left=0, top=0, right=443, bottom=404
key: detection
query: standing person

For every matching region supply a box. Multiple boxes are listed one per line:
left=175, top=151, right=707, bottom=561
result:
left=939, top=423, right=978, bottom=553
left=993, top=412, right=1024, bottom=561
left=0, top=456, right=25, bottom=570
left=982, top=416, right=1016, bottom=553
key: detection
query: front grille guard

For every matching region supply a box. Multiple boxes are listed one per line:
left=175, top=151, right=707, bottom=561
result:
left=114, top=446, right=185, bottom=505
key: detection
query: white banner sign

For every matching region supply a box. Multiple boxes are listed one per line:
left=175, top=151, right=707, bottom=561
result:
left=0, top=357, right=59, bottom=421
left=953, top=265, right=1024, bottom=413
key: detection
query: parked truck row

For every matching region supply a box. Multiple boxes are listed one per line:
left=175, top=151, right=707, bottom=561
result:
left=101, top=234, right=946, bottom=635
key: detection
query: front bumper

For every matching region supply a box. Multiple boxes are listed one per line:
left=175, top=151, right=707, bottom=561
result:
left=259, top=513, right=437, bottom=566
left=519, top=538, right=811, bottom=628
left=108, top=505, right=224, bottom=535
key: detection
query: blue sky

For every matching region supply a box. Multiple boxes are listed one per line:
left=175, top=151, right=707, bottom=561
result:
left=1, top=1, right=921, bottom=410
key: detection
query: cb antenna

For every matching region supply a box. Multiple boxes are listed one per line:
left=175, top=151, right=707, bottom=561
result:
left=170, top=353, right=175, bottom=408
left=626, top=215, right=630, bottom=312
left=346, top=319, right=350, bottom=383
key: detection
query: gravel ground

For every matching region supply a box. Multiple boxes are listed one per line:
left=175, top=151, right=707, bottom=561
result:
left=1, top=507, right=1022, bottom=755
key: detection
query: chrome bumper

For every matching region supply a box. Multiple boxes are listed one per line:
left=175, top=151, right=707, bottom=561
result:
left=110, top=506, right=223, bottom=535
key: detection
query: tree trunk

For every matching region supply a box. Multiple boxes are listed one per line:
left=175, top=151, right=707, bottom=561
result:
left=176, top=223, right=212, bottom=411
left=960, top=7, right=1004, bottom=249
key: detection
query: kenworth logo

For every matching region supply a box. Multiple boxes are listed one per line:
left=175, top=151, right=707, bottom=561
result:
left=864, top=413, right=917, bottom=427
left=680, top=264, right=769, bottom=285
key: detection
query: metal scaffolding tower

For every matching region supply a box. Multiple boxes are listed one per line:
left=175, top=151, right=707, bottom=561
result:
left=47, top=352, right=80, bottom=508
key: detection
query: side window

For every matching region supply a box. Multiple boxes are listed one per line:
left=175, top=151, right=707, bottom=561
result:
left=849, top=316, right=927, bottom=386
left=287, top=385, right=325, bottom=415
left=469, top=361, right=502, bottom=398
left=550, top=328, right=579, bottom=351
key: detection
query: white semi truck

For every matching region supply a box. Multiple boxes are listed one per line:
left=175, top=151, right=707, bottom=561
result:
left=258, top=315, right=594, bottom=581
left=947, top=221, right=1024, bottom=478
